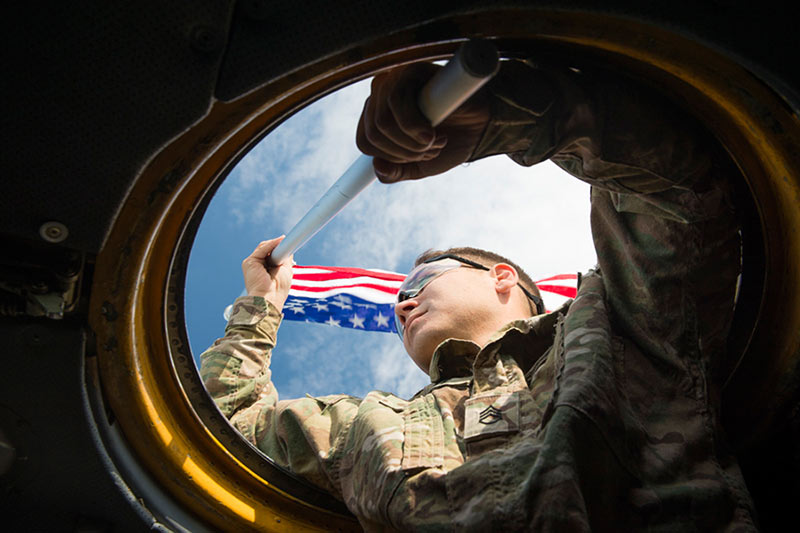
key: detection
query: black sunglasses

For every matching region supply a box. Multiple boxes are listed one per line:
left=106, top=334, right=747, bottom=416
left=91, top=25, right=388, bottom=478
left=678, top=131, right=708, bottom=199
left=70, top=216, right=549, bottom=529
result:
left=422, top=254, right=546, bottom=315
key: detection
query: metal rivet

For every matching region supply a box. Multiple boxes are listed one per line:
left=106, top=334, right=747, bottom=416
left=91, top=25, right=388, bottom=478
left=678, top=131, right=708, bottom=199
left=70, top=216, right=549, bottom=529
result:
left=100, top=301, right=118, bottom=321
left=30, top=281, right=49, bottom=294
left=190, top=25, right=221, bottom=54
left=39, top=221, right=68, bottom=243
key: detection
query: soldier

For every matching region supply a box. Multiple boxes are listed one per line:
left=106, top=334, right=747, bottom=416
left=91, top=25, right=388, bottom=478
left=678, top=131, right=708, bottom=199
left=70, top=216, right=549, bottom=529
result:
left=201, top=59, right=758, bottom=530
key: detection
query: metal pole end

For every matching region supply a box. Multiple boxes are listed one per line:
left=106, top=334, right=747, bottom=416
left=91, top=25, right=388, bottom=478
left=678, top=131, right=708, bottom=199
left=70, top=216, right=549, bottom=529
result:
left=458, top=39, right=499, bottom=78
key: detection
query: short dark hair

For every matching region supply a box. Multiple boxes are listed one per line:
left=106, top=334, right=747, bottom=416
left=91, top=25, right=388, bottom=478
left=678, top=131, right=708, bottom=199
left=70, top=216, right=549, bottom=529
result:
left=415, top=246, right=542, bottom=315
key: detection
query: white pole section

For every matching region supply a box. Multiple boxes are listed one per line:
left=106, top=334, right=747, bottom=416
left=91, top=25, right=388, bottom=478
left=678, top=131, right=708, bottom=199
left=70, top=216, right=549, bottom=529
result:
left=266, top=39, right=498, bottom=267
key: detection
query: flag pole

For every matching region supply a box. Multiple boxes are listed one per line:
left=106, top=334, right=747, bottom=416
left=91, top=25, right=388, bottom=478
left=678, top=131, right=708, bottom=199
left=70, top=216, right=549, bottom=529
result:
left=267, top=39, right=499, bottom=267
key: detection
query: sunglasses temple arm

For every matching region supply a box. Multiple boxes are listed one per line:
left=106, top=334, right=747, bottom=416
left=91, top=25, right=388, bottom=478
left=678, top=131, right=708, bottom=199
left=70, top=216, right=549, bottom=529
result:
left=267, top=40, right=499, bottom=267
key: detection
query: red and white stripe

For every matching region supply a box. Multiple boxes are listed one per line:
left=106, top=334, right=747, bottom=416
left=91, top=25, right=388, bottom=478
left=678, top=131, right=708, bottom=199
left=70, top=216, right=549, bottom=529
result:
left=290, top=265, right=404, bottom=303
left=534, top=273, right=579, bottom=312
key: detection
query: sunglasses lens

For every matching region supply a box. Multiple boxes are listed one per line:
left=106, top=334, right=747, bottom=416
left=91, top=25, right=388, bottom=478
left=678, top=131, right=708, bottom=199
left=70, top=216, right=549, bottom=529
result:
left=394, top=259, right=462, bottom=340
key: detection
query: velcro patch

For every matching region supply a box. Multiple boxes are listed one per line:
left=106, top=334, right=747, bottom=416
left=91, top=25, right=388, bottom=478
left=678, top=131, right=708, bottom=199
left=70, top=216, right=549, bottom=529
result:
left=464, top=392, right=519, bottom=440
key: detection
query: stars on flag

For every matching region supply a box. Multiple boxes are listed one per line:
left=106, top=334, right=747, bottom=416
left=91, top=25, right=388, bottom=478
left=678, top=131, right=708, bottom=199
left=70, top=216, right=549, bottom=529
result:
left=284, top=301, right=305, bottom=314
left=374, top=312, right=390, bottom=328
left=331, top=295, right=353, bottom=310
left=280, top=295, right=397, bottom=333
left=274, top=265, right=403, bottom=333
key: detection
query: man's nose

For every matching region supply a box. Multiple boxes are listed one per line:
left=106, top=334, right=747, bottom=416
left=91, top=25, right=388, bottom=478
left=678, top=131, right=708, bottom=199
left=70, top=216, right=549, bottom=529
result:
left=394, top=298, right=417, bottom=326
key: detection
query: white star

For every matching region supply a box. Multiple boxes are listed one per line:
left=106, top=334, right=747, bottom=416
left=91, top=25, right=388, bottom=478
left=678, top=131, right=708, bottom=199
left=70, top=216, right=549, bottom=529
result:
left=330, top=299, right=352, bottom=310
left=286, top=305, right=305, bottom=314
left=349, top=314, right=365, bottom=329
left=325, top=316, right=341, bottom=327
left=334, top=295, right=352, bottom=304
left=374, top=312, right=389, bottom=328
left=313, top=302, right=329, bottom=311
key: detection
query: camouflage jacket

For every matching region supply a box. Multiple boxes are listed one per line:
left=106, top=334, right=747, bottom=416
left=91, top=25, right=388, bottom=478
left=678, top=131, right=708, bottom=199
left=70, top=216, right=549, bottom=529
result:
left=201, top=62, right=757, bottom=531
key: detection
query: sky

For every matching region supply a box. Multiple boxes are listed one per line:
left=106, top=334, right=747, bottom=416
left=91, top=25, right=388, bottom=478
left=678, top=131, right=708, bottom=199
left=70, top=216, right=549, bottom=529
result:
left=185, top=75, right=597, bottom=401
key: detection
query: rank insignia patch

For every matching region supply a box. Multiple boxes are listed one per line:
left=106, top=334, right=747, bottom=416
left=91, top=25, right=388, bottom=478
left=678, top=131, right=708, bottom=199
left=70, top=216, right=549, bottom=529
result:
left=479, top=406, right=503, bottom=425
left=464, top=392, right=520, bottom=440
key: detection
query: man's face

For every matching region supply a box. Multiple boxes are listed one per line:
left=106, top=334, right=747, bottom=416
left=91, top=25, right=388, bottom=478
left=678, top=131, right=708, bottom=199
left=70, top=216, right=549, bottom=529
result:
left=395, top=261, right=498, bottom=373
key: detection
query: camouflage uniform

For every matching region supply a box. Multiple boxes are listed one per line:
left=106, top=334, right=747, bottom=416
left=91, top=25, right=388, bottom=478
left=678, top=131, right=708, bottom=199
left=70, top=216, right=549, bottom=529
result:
left=201, top=61, right=757, bottom=531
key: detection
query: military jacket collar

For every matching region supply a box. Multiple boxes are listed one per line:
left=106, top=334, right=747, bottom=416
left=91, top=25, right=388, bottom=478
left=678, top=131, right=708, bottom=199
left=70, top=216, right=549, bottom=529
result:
left=427, top=301, right=570, bottom=383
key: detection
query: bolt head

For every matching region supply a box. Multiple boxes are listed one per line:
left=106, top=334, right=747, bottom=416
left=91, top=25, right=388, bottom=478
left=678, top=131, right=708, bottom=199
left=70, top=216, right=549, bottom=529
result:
left=39, top=221, right=68, bottom=243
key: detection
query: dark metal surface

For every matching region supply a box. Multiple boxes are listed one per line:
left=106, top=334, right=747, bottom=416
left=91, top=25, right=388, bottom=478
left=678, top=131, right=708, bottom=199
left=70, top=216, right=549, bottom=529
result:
left=0, top=320, right=151, bottom=531
left=2, top=1, right=235, bottom=253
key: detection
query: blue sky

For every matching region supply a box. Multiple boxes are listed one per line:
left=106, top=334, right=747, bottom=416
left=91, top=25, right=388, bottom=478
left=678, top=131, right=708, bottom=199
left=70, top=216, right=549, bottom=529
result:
left=185, top=76, right=597, bottom=400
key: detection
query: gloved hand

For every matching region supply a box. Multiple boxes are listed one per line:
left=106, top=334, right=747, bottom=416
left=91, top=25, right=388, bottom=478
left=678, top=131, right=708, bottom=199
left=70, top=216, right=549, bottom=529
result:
left=356, top=62, right=491, bottom=183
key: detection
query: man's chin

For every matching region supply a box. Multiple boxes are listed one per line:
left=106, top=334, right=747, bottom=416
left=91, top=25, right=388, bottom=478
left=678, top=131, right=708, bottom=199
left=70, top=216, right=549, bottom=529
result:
left=406, top=334, right=443, bottom=375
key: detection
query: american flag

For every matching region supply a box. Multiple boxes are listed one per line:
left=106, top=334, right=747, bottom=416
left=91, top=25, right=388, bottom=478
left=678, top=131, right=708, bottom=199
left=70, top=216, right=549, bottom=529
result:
left=278, top=266, right=578, bottom=333
left=282, top=265, right=403, bottom=333
left=224, top=266, right=578, bottom=332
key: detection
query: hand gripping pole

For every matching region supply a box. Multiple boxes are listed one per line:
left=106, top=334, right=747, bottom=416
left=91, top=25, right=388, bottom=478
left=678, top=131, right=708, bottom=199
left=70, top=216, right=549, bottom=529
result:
left=266, top=39, right=499, bottom=267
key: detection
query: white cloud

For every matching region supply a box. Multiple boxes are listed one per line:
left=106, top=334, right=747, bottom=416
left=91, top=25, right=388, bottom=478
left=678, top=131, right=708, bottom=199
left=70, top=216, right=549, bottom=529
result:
left=275, top=321, right=427, bottom=400
left=229, top=81, right=371, bottom=227
left=368, top=341, right=429, bottom=398
left=323, top=157, right=597, bottom=278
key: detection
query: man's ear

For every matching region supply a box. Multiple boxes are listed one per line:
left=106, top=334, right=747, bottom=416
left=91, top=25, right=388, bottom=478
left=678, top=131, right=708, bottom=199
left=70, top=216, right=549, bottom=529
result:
left=491, top=264, right=519, bottom=295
